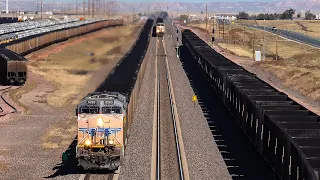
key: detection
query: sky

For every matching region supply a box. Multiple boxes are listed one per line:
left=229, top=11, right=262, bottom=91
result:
left=45, top=0, right=283, bottom=2
left=115, top=0, right=282, bottom=2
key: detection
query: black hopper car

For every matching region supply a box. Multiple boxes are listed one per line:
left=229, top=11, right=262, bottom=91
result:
left=0, top=47, right=27, bottom=85
left=181, top=29, right=320, bottom=180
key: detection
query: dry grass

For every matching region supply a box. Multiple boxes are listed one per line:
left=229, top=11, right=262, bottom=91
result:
left=27, top=22, right=142, bottom=107
left=187, top=21, right=320, bottom=101
left=0, top=163, right=8, bottom=173
left=237, top=20, right=320, bottom=38
left=218, top=43, right=253, bottom=58
left=42, top=116, right=77, bottom=149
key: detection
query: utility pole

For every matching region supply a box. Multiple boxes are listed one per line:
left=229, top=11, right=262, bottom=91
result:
left=37, top=0, right=39, bottom=14
left=6, top=0, right=8, bottom=14
left=88, top=0, right=90, bottom=16
left=276, top=31, right=278, bottom=61
left=243, top=25, right=246, bottom=46
left=82, top=0, right=86, bottom=17
left=252, top=29, right=256, bottom=60
left=41, top=0, right=43, bottom=19
left=263, top=19, right=266, bottom=60
left=132, top=7, right=134, bottom=22
left=222, top=17, right=225, bottom=40
left=205, top=3, right=208, bottom=30
left=76, top=0, right=78, bottom=15
left=92, top=0, right=94, bottom=17
left=213, top=13, right=215, bottom=32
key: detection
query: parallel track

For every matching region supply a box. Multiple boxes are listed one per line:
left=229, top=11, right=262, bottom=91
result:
left=82, top=172, right=114, bottom=180
left=155, top=36, right=185, bottom=180
left=0, top=86, right=17, bottom=117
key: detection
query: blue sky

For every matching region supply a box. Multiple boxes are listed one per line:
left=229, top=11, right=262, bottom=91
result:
left=119, top=0, right=279, bottom=1
left=56, top=0, right=282, bottom=2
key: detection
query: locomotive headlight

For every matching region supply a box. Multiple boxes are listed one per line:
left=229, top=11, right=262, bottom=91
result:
left=97, top=117, right=103, bottom=126
left=85, top=139, right=92, bottom=146
left=109, top=140, right=114, bottom=144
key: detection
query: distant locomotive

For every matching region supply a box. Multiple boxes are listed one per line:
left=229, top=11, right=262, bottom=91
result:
left=75, top=91, right=128, bottom=170
left=0, top=48, right=27, bottom=85
left=155, top=22, right=165, bottom=37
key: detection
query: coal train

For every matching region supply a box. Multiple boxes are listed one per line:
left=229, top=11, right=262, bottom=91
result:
left=181, top=29, right=320, bottom=180
left=75, top=18, right=154, bottom=171
left=0, top=47, right=27, bottom=85
left=0, top=19, right=123, bottom=86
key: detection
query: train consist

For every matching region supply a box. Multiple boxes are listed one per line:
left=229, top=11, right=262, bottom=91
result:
left=75, top=18, right=154, bottom=171
left=181, top=29, right=320, bottom=180
left=0, top=19, right=104, bottom=45
left=6, top=19, right=123, bottom=55
left=0, top=18, right=78, bottom=36
left=76, top=92, right=127, bottom=170
left=0, top=48, right=27, bottom=85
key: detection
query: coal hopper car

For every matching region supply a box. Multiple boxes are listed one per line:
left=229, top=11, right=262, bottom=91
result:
left=0, top=47, right=27, bottom=85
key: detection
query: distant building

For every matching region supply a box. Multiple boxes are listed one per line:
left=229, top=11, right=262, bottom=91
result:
left=316, top=14, right=320, bottom=20
left=38, top=11, right=53, bottom=15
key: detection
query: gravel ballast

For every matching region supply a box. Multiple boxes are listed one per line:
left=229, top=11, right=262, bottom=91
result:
left=118, top=37, right=157, bottom=180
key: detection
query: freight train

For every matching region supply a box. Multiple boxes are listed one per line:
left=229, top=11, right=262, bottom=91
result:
left=6, top=19, right=124, bottom=55
left=181, top=29, right=320, bottom=180
left=0, top=47, right=27, bottom=85
left=76, top=92, right=127, bottom=170
left=75, top=18, right=154, bottom=171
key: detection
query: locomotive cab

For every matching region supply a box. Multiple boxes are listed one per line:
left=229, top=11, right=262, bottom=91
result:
left=76, top=92, right=127, bottom=170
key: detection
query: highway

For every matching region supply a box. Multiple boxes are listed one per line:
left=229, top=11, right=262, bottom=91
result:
left=215, top=18, right=320, bottom=48
left=245, top=24, right=320, bottom=48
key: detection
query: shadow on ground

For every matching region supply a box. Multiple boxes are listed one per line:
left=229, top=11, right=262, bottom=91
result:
left=44, top=137, right=83, bottom=178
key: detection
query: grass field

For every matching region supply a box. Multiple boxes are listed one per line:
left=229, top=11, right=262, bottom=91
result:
left=237, top=20, right=320, bottom=39
left=26, top=22, right=143, bottom=107
left=187, top=20, right=320, bottom=101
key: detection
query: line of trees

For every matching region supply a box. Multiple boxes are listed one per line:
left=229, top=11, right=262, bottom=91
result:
left=237, top=8, right=317, bottom=20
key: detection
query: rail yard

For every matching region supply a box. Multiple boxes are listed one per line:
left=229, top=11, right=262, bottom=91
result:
left=0, top=10, right=319, bottom=180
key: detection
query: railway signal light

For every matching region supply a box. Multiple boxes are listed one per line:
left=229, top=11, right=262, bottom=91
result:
left=212, top=37, right=215, bottom=43
left=212, top=28, right=215, bottom=34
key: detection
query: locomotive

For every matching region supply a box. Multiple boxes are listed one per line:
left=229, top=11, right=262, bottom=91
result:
left=75, top=91, right=127, bottom=170
left=155, top=22, right=165, bottom=37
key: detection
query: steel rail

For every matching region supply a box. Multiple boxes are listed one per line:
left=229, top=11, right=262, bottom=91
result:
left=156, top=37, right=161, bottom=180
left=155, top=36, right=184, bottom=180
left=163, top=38, right=184, bottom=180
left=0, top=86, right=17, bottom=117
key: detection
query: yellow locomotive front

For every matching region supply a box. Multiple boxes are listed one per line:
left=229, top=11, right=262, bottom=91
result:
left=76, top=92, right=127, bottom=170
left=156, top=23, right=165, bottom=36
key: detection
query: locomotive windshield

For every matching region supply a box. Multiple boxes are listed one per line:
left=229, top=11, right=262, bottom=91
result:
left=79, top=106, right=99, bottom=114
left=102, top=107, right=122, bottom=114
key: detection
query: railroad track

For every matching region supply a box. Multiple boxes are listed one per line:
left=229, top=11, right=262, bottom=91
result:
left=0, top=86, right=17, bottom=117
left=153, top=36, right=188, bottom=180
left=82, top=172, right=114, bottom=180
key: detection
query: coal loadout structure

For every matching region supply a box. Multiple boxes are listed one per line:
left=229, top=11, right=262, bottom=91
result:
left=181, top=29, right=320, bottom=180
